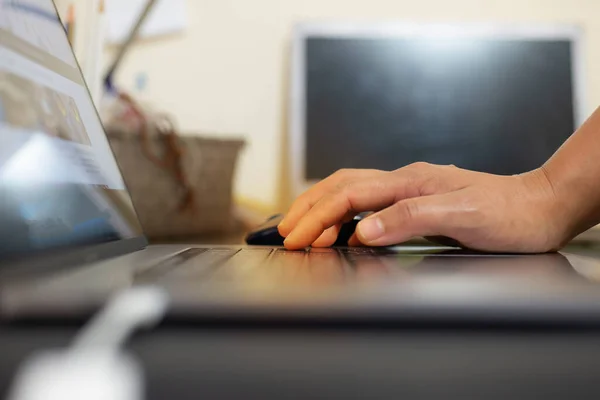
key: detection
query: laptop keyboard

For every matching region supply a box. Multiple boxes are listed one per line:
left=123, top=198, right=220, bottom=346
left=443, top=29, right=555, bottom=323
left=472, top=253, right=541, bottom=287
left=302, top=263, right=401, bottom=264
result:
left=134, top=247, right=393, bottom=284
left=131, top=247, right=578, bottom=293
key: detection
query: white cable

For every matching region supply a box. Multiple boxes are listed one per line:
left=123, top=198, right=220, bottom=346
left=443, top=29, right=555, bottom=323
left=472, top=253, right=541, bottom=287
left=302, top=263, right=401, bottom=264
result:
left=7, top=286, right=169, bottom=400
left=72, top=286, right=169, bottom=350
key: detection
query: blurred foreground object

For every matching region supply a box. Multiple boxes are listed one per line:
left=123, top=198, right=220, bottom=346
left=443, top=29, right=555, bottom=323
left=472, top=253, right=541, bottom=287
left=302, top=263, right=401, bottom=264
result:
left=102, top=94, right=245, bottom=239
left=8, top=287, right=168, bottom=400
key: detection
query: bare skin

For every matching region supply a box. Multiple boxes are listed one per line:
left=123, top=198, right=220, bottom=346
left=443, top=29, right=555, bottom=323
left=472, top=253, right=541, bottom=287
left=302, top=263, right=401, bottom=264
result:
left=278, top=107, right=600, bottom=253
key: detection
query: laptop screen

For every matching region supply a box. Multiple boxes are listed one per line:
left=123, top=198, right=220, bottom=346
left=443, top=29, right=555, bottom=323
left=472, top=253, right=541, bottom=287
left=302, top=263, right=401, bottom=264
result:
left=0, top=0, right=143, bottom=259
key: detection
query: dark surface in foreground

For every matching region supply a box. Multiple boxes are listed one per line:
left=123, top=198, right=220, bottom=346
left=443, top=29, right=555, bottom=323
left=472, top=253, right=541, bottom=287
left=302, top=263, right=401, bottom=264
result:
left=1, top=241, right=600, bottom=399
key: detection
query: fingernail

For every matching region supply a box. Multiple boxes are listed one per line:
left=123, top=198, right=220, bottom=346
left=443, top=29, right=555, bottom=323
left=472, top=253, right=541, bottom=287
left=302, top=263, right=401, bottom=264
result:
left=278, top=223, right=289, bottom=237
left=358, top=218, right=385, bottom=242
left=283, top=236, right=297, bottom=250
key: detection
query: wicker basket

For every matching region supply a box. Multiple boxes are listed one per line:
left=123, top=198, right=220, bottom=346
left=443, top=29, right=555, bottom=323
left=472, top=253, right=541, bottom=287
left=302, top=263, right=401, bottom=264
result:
left=107, top=128, right=245, bottom=239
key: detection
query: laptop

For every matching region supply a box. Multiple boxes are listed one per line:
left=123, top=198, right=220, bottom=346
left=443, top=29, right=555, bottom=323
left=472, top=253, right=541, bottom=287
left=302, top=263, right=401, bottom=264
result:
left=2, top=0, right=600, bottom=324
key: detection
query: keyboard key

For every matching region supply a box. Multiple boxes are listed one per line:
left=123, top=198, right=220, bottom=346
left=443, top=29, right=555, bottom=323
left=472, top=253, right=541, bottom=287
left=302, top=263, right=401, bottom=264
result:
left=349, top=256, right=393, bottom=281
left=135, top=248, right=207, bottom=281
left=263, top=249, right=306, bottom=284
left=306, top=248, right=347, bottom=285
left=308, top=248, right=340, bottom=254
left=166, top=249, right=240, bottom=280
left=211, top=249, right=274, bottom=281
left=338, top=247, right=375, bottom=255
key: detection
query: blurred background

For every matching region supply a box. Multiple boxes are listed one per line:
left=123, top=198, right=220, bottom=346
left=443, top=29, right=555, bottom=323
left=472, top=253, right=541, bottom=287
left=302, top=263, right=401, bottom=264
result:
left=50, top=0, right=600, bottom=243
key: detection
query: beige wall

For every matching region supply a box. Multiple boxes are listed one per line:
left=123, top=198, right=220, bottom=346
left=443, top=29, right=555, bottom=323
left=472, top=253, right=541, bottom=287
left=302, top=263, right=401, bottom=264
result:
left=69, top=0, right=600, bottom=212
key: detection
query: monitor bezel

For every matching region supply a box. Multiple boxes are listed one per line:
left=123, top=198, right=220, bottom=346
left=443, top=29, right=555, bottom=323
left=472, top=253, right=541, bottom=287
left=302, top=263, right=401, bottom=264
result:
left=288, top=22, right=587, bottom=198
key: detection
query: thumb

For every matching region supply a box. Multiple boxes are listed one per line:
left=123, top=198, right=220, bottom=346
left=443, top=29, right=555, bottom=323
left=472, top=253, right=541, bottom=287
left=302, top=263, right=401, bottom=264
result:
left=356, top=192, right=461, bottom=246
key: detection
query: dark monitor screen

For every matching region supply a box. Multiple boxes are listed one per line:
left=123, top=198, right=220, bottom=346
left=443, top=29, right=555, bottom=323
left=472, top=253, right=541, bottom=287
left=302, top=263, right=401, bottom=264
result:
left=0, top=0, right=143, bottom=260
left=304, top=35, right=577, bottom=179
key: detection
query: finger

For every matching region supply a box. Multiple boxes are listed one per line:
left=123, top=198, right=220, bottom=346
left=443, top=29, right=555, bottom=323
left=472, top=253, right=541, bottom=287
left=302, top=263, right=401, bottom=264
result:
left=278, top=169, right=383, bottom=237
left=279, top=169, right=382, bottom=236
left=283, top=172, right=407, bottom=249
left=283, top=164, right=467, bottom=250
left=347, top=233, right=362, bottom=247
left=305, top=212, right=356, bottom=248
left=356, top=191, right=465, bottom=246
left=311, top=224, right=341, bottom=248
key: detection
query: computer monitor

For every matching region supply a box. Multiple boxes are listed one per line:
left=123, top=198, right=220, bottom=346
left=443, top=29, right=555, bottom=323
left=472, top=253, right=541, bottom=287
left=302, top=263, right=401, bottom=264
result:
left=289, top=23, right=586, bottom=196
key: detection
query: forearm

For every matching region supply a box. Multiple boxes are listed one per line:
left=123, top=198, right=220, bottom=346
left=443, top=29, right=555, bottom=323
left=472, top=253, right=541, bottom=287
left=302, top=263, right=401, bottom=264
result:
left=542, top=106, right=600, bottom=240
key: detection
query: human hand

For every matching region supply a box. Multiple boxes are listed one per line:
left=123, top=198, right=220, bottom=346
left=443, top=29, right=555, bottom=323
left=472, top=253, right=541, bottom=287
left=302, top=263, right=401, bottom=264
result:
left=278, top=163, right=569, bottom=253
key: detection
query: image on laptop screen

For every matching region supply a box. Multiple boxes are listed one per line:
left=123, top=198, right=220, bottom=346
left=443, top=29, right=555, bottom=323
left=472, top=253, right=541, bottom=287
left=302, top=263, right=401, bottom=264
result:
left=0, top=0, right=143, bottom=258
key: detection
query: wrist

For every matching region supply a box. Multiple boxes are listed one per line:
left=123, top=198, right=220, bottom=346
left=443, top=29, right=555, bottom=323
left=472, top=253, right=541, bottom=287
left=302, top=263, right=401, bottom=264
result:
left=519, top=167, right=573, bottom=250
left=534, top=108, right=600, bottom=244
left=533, top=160, right=600, bottom=247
